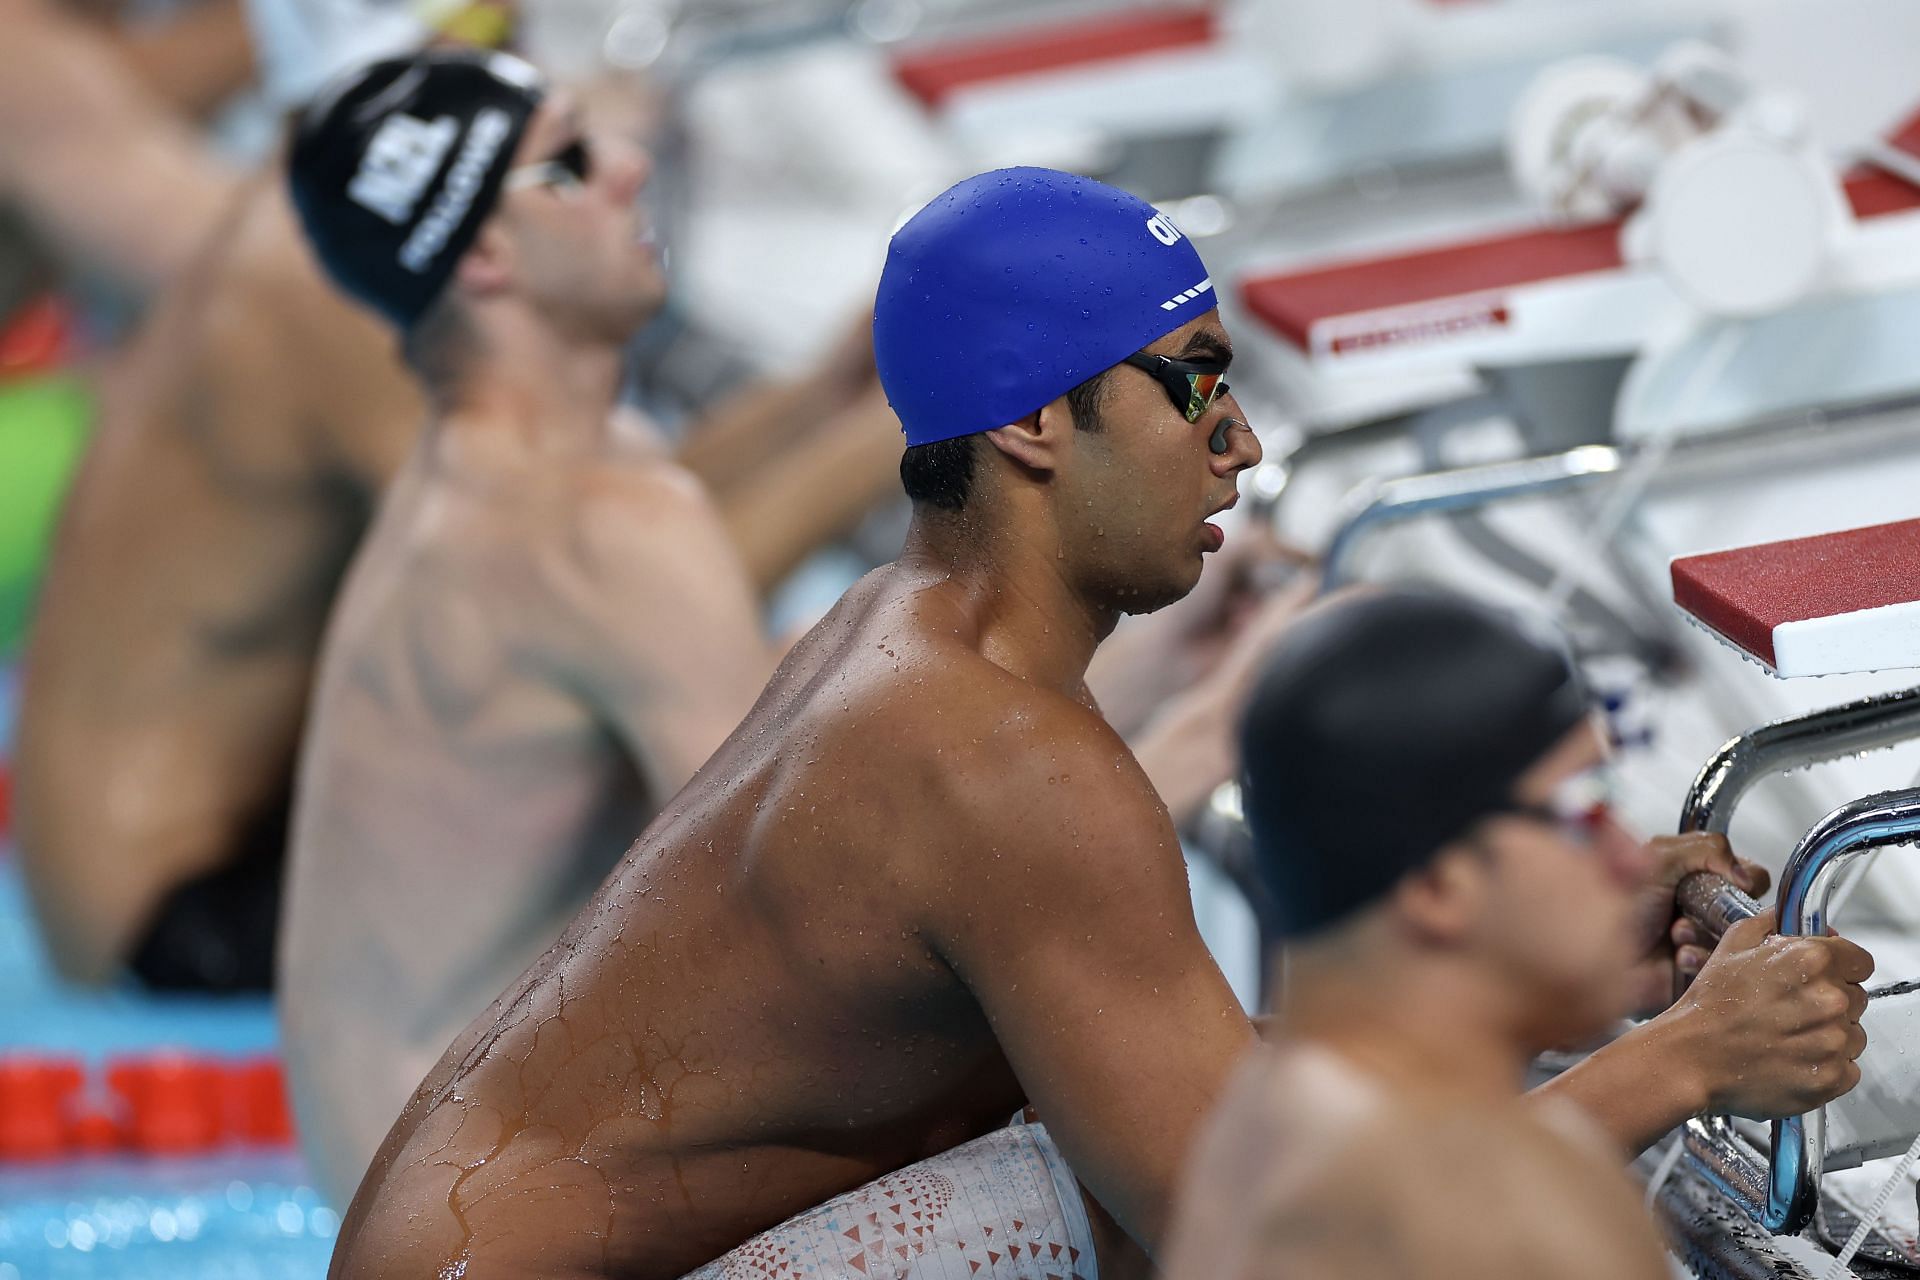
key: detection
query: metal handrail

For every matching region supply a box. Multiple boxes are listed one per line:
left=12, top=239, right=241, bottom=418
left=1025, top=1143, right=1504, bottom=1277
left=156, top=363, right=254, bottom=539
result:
left=1680, top=790, right=1920, bottom=1234
left=1318, top=445, right=1624, bottom=591
left=1309, top=392, right=1920, bottom=596
left=1670, top=688, right=1920, bottom=936
left=1670, top=694, right=1920, bottom=1233
left=1679, top=688, right=1920, bottom=836
left=1760, top=789, right=1920, bottom=1233
left=1681, top=1116, right=1774, bottom=1230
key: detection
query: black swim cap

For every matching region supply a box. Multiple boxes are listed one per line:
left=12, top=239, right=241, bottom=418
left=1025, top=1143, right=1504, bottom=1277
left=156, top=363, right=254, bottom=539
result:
left=288, top=49, right=544, bottom=328
left=1238, top=590, right=1591, bottom=939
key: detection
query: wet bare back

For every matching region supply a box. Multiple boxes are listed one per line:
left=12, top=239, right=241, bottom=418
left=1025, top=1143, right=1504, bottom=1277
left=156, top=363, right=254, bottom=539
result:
left=281, top=429, right=765, bottom=1203
left=1166, top=1047, right=1674, bottom=1280
left=331, top=554, right=1253, bottom=1280
left=16, top=173, right=422, bottom=981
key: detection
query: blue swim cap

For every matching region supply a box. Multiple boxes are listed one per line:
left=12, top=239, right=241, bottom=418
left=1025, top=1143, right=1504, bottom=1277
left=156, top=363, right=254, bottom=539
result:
left=875, top=168, right=1218, bottom=448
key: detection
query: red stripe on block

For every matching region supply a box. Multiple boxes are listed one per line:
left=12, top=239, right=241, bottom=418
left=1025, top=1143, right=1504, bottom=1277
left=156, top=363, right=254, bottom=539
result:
left=1843, top=167, right=1920, bottom=220
left=1671, top=519, right=1920, bottom=669
left=891, top=8, right=1216, bottom=108
left=1239, top=221, right=1624, bottom=353
left=1886, top=102, right=1920, bottom=161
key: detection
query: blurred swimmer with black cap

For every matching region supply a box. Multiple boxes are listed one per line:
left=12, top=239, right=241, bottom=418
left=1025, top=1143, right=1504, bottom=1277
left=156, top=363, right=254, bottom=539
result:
left=275, top=46, right=787, bottom=1203
left=1165, top=589, right=1874, bottom=1279
left=16, top=0, right=899, bottom=996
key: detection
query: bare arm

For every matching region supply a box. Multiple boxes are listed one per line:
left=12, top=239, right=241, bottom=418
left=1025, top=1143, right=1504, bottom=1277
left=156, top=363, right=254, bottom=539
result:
left=926, top=714, right=1257, bottom=1253
left=702, top=383, right=902, bottom=594
left=674, top=309, right=899, bottom=593
left=1122, top=570, right=1320, bottom=827
left=0, top=0, right=240, bottom=290
left=98, top=0, right=257, bottom=118
left=675, top=373, right=844, bottom=503
left=676, top=306, right=878, bottom=503
left=556, top=466, right=774, bottom=796
left=1528, top=1018, right=1711, bottom=1156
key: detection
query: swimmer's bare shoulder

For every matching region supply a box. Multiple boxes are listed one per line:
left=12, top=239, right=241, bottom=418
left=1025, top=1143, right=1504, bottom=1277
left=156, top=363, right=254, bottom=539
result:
left=137, top=174, right=418, bottom=491
left=845, top=585, right=1254, bottom=1247
left=549, top=451, right=759, bottom=643
left=534, top=453, right=768, bottom=780
left=1172, top=1061, right=1670, bottom=1280
left=851, top=582, right=1172, bottom=890
left=216, top=176, right=421, bottom=484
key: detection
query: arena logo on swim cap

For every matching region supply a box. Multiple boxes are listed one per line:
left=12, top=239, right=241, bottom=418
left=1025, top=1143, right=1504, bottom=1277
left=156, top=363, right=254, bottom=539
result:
left=398, top=107, right=514, bottom=273
left=1146, top=212, right=1185, bottom=246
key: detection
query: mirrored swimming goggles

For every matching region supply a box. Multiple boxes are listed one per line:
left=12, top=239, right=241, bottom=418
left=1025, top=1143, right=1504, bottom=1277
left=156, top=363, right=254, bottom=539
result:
left=1120, top=352, right=1231, bottom=424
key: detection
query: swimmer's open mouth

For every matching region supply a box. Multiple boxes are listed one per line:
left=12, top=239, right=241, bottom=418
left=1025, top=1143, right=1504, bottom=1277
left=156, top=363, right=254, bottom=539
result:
left=1202, top=495, right=1236, bottom=552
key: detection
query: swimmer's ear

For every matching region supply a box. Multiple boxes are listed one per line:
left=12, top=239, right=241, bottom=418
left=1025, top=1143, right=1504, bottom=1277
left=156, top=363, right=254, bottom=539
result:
left=1393, top=845, right=1488, bottom=947
left=979, top=397, right=1073, bottom=476
left=449, top=222, right=516, bottom=301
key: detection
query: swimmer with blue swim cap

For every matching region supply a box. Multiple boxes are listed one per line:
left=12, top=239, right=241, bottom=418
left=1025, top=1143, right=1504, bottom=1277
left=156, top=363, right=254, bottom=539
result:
left=326, top=169, right=1272, bottom=1280
left=875, top=167, right=1258, bottom=612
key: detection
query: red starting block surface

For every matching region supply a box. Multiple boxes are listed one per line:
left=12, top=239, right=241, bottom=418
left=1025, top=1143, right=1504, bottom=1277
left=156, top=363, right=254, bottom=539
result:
left=1671, top=518, right=1920, bottom=677
left=890, top=6, right=1217, bottom=108
left=1240, top=105, right=1920, bottom=357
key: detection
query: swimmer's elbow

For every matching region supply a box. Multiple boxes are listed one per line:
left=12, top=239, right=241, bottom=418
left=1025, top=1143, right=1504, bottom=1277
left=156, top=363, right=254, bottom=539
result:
left=15, top=832, right=166, bottom=986
left=34, top=909, right=125, bottom=987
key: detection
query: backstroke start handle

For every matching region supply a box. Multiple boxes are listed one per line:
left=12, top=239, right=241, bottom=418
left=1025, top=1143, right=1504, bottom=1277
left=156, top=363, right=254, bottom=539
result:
left=1676, top=871, right=1764, bottom=945
left=1673, top=872, right=1764, bottom=1004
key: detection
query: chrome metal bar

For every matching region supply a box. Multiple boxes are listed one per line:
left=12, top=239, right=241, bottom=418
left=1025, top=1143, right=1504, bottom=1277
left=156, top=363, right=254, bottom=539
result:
left=1661, top=1120, right=1820, bottom=1279
left=1670, top=688, right=1920, bottom=949
left=1308, top=393, right=1920, bottom=597
left=1681, top=1117, right=1774, bottom=1229
left=1679, top=688, right=1920, bottom=836
left=1668, top=696, right=1920, bottom=1238
left=1675, top=872, right=1763, bottom=942
left=1761, top=788, right=1920, bottom=1234
left=1318, top=445, right=1624, bottom=591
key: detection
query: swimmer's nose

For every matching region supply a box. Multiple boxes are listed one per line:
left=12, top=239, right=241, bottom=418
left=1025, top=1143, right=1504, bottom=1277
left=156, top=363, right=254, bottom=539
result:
left=1208, top=412, right=1261, bottom=477
left=604, top=139, right=651, bottom=204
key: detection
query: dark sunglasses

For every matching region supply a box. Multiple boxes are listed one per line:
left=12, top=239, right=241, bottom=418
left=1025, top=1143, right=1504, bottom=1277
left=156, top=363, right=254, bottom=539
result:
left=1121, top=353, right=1231, bottom=424
left=503, top=138, right=593, bottom=195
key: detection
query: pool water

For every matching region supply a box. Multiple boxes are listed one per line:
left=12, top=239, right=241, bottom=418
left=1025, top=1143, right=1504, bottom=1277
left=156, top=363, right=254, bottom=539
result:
left=0, top=664, right=336, bottom=1280
left=0, top=1151, right=336, bottom=1280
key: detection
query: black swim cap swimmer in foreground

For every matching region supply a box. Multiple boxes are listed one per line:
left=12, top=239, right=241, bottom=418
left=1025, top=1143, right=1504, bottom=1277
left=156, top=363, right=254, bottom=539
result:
left=1238, top=590, right=1591, bottom=939
left=874, top=167, right=1218, bottom=447
left=288, top=49, right=544, bottom=328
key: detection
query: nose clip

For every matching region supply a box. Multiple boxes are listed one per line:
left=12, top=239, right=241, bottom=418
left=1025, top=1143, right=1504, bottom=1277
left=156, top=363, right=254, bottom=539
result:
left=1210, top=416, right=1245, bottom=456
